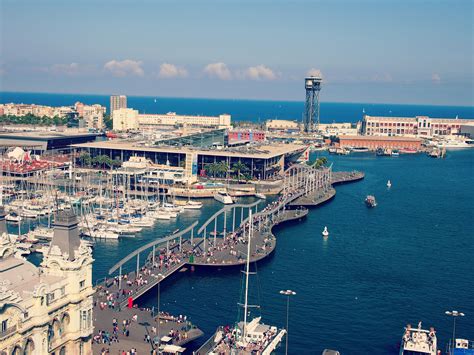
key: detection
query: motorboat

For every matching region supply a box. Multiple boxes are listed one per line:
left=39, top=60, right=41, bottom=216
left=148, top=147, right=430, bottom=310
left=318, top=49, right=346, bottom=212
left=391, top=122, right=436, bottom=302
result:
left=387, top=180, right=392, bottom=188
left=183, top=200, right=203, bottom=210
left=365, top=195, right=377, bottom=208
left=351, top=147, right=369, bottom=153
left=392, top=149, right=400, bottom=156
left=399, top=322, right=437, bottom=355
left=255, top=192, right=267, bottom=200
left=6, top=212, right=22, bottom=223
left=322, top=226, right=329, bottom=237
left=213, top=191, right=233, bottom=204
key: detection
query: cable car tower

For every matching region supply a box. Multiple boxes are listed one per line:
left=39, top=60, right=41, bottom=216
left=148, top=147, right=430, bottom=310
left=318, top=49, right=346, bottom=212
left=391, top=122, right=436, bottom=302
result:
left=303, top=75, right=322, bottom=133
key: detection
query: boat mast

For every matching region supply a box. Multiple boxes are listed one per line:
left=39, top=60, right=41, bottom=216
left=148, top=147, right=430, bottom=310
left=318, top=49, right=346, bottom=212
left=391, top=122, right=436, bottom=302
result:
left=243, top=209, right=252, bottom=345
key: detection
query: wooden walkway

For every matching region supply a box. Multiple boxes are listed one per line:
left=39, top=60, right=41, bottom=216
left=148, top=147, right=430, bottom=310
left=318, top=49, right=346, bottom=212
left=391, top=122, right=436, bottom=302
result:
left=92, top=168, right=365, bottom=353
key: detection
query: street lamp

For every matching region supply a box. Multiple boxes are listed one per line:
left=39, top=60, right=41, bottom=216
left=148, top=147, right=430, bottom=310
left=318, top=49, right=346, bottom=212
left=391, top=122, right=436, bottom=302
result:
left=156, top=273, right=163, bottom=351
left=280, top=290, right=296, bottom=355
left=445, top=310, right=465, bottom=352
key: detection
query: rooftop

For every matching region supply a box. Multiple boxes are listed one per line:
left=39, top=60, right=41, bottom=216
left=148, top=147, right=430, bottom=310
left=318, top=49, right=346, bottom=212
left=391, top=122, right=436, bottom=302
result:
left=340, top=135, right=422, bottom=142
left=0, top=131, right=98, bottom=140
left=72, top=140, right=307, bottom=159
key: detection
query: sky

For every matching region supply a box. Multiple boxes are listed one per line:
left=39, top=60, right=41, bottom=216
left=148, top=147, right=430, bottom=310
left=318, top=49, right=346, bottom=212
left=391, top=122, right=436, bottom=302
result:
left=0, top=0, right=473, bottom=105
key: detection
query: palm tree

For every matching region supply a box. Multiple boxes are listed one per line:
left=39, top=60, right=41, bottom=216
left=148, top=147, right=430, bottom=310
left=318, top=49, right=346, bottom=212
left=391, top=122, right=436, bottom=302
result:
left=217, top=161, right=229, bottom=179
left=232, top=160, right=248, bottom=182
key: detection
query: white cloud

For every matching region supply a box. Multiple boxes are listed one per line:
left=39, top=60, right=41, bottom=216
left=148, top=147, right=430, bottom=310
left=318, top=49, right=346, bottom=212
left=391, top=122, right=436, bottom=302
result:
left=158, top=63, right=188, bottom=78
left=104, top=59, right=144, bottom=77
left=307, top=68, right=323, bottom=78
left=432, top=73, right=441, bottom=84
left=203, top=62, right=232, bottom=80
left=242, top=65, right=277, bottom=80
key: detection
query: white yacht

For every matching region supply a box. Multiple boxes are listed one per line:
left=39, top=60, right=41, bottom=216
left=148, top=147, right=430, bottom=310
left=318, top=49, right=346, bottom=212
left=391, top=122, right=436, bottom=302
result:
left=213, top=191, right=233, bottom=204
left=183, top=200, right=203, bottom=210
left=387, top=180, right=392, bottom=188
left=399, top=322, right=437, bottom=355
left=255, top=192, right=267, bottom=200
left=6, top=213, right=22, bottom=223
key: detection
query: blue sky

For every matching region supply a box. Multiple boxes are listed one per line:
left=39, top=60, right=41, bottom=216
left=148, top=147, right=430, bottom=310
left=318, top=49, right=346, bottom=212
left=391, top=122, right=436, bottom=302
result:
left=0, top=0, right=473, bottom=105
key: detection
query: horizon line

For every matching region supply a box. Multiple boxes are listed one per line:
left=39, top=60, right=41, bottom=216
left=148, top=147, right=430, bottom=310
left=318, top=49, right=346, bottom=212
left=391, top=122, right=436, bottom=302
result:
left=0, top=90, right=473, bottom=109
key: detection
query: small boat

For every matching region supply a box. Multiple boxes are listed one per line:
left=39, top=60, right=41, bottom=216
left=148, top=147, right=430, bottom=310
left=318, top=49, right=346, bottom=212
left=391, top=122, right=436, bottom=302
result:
left=365, top=195, right=377, bottom=208
left=387, top=180, right=392, bottom=188
left=399, top=322, right=437, bottom=355
left=322, top=226, right=329, bottom=237
left=351, top=147, right=369, bottom=153
left=183, top=200, right=203, bottom=210
left=399, top=148, right=418, bottom=154
left=255, top=192, right=266, bottom=200
left=213, top=191, right=233, bottom=204
left=172, top=228, right=180, bottom=234
left=328, top=147, right=337, bottom=154
left=6, top=212, right=22, bottom=223
left=391, top=149, right=400, bottom=157
left=376, top=147, right=385, bottom=156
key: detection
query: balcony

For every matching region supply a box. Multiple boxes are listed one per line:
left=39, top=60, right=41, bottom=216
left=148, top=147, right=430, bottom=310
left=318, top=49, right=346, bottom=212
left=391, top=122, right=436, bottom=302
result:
left=0, top=325, right=18, bottom=340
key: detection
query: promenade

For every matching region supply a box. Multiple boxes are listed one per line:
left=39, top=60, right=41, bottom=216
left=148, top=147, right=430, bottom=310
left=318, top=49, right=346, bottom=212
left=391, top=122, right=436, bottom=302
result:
left=92, top=166, right=364, bottom=353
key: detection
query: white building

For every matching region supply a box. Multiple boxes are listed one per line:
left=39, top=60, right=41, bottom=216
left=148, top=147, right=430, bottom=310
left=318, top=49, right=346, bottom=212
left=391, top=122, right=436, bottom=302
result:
left=0, top=209, right=94, bottom=354
left=319, top=122, right=360, bottom=137
left=112, top=108, right=231, bottom=131
left=112, top=108, right=140, bottom=131
left=362, top=115, right=474, bottom=138
left=266, top=119, right=300, bottom=131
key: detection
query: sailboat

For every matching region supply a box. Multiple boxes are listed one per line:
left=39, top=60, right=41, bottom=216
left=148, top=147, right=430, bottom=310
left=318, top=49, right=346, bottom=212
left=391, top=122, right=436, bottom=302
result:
left=194, top=211, right=286, bottom=354
left=322, top=226, right=329, bottom=237
left=387, top=180, right=392, bottom=188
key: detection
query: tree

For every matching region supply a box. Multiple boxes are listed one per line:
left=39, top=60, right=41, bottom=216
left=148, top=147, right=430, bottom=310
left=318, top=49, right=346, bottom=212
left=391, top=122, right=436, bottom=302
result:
left=312, top=157, right=328, bottom=168
left=79, top=152, right=92, bottom=167
left=216, top=161, right=229, bottom=178
left=232, top=160, right=248, bottom=182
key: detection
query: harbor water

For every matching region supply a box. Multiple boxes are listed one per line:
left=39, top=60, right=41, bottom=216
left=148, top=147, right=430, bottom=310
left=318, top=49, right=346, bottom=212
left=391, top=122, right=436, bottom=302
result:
left=86, top=149, right=473, bottom=354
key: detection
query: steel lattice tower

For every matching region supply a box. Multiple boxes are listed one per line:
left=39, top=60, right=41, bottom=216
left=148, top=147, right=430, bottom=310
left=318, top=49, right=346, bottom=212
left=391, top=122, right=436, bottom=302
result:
left=303, top=76, right=322, bottom=133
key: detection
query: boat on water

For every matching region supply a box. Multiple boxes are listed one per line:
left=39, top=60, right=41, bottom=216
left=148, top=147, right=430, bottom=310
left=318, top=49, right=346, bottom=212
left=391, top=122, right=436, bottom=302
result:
left=6, top=212, right=22, bottom=223
left=387, top=180, right=392, bottom=188
left=392, top=149, right=400, bottom=156
left=448, top=338, right=474, bottom=354
left=322, top=226, right=329, bottom=237
left=335, top=147, right=350, bottom=155
left=399, top=322, right=437, bottom=355
left=351, top=147, right=369, bottom=153
left=365, top=195, right=377, bottom=208
left=328, top=147, right=338, bottom=154
left=183, top=200, right=203, bottom=210
left=399, top=148, right=418, bottom=154
left=376, top=147, right=385, bottom=156
left=213, top=191, right=233, bottom=204
left=255, top=192, right=266, bottom=200
left=437, top=137, right=474, bottom=149
left=194, top=211, right=286, bottom=355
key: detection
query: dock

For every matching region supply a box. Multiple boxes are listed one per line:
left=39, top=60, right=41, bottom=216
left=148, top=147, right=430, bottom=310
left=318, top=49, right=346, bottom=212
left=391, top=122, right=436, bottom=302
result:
left=92, top=164, right=364, bottom=353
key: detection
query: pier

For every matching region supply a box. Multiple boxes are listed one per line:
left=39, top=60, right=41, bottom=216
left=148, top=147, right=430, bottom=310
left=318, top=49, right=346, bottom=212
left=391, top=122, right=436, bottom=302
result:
left=93, top=164, right=364, bottom=352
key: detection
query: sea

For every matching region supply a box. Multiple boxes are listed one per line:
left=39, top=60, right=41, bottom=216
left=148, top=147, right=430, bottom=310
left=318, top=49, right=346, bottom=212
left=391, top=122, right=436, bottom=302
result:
left=1, top=91, right=473, bottom=123
left=4, top=92, right=473, bottom=354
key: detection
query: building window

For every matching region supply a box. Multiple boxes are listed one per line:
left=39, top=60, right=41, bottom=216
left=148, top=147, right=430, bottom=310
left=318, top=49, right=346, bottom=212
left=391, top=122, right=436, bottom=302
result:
left=1, top=319, right=7, bottom=333
left=46, top=292, right=55, bottom=305
left=79, top=280, right=85, bottom=289
left=60, top=286, right=65, bottom=296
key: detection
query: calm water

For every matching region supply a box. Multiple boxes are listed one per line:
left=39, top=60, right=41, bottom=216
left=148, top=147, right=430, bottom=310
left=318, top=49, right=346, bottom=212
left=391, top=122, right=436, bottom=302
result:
left=1, top=91, right=473, bottom=122
left=10, top=93, right=473, bottom=352
left=83, top=150, right=472, bottom=354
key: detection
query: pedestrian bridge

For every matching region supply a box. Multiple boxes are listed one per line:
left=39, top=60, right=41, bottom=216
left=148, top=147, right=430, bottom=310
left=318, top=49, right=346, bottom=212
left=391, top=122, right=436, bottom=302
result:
left=99, top=164, right=364, bottom=306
